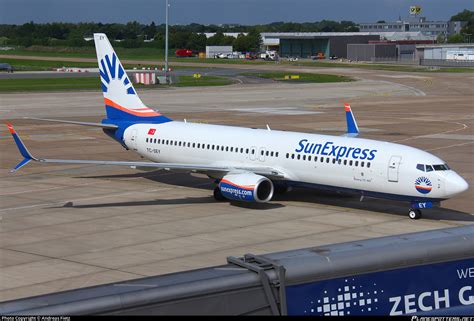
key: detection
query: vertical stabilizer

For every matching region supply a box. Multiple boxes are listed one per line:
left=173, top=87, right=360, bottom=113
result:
left=94, top=33, right=171, bottom=123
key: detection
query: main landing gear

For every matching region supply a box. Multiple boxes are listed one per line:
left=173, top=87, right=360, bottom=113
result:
left=408, top=208, right=422, bottom=220
left=213, top=186, right=226, bottom=202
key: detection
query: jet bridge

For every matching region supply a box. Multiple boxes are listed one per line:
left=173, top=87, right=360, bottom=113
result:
left=1, top=225, right=473, bottom=315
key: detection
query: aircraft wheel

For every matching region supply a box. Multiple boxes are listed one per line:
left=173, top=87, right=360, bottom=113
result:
left=274, top=182, right=291, bottom=195
left=408, top=208, right=422, bottom=220
left=213, top=186, right=226, bottom=202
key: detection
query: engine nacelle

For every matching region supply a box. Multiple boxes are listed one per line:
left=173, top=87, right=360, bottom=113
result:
left=219, top=173, right=274, bottom=203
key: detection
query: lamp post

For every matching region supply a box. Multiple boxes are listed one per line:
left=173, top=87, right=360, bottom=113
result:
left=165, top=0, right=170, bottom=84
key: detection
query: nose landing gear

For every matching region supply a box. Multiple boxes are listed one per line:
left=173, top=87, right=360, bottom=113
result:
left=408, top=208, right=422, bottom=220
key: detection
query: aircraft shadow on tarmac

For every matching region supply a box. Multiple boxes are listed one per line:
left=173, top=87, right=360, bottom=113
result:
left=76, top=171, right=473, bottom=221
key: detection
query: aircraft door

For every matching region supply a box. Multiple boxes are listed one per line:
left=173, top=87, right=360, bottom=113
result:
left=249, top=146, right=257, bottom=161
left=130, top=129, right=138, bottom=151
left=258, top=147, right=266, bottom=162
left=388, top=155, right=402, bottom=182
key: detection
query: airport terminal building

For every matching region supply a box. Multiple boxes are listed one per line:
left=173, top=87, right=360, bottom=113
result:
left=359, top=16, right=466, bottom=37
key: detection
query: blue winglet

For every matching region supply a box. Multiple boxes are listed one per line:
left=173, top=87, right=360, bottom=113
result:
left=344, top=103, right=359, bottom=137
left=6, top=123, right=37, bottom=172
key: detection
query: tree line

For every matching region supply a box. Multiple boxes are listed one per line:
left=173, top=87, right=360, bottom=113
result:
left=0, top=20, right=358, bottom=52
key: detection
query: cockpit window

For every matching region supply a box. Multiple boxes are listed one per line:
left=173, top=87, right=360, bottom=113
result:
left=433, top=164, right=450, bottom=171
left=417, top=163, right=450, bottom=172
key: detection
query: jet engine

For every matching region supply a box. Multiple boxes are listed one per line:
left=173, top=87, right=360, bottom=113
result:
left=218, top=173, right=274, bottom=203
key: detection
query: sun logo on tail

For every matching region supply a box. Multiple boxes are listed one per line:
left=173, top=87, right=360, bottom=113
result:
left=99, top=53, right=135, bottom=95
left=415, top=176, right=432, bottom=194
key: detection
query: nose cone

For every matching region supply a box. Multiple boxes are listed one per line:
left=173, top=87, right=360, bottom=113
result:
left=446, top=173, right=469, bottom=197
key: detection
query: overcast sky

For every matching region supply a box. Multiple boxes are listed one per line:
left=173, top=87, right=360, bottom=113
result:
left=1, top=0, right=472, bottom=25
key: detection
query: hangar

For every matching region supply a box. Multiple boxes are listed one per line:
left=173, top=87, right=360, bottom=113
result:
left=262, top=33, right=379, bottom=58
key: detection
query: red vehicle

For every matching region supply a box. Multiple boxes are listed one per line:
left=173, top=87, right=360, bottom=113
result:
left=175, top=49, right=194, bottom=58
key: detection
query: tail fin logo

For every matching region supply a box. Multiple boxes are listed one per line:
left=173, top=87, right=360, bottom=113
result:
left=99, top=53, right=135, bottom=95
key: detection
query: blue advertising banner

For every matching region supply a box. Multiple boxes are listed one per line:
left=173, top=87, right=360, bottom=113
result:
left=286, top=258, right=474, bottom=315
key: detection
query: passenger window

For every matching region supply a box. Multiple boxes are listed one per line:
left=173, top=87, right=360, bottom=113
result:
left=416, top=164, right=425, bottom=172
left=154, top=139, right=157, bottom=143
left=326, top=158, right=330, bottom=163
left=297, top=154, right=301, bottom=160
left=158, top=139, right=161, bottom=144
left=286, top=153, right=289, bottom=158
left=261, top=150, right=264, bottom=156
left=291, top=154, right=295, bottom=159
left=332, top=158, right=336, bottom=164
left=246, top=148, right=249, bottom=154
left=426, top=165, right=433, bottom=172
left=276, top=152, right=279, bottom=157
left=338, top=159, right=342, bottom=164
left=367, top=162, right=371, bottom=168
left=179, top=142, right=182, bottom=146
left=251, top=149, right=255, bottom=154
left=266, top=151, right=269, bottom=156
left=212, top=145, right=215, bottom=150
left=146, top=138, right=149, bottom=143
left=271, top=151, right=274, bottom=157
left=355, top=161, right=358, bottom=167
left=230, top=147, right=233, bottom=152
left=302, top=155, right=306, bottom=160
left=192, top=143, right=196, bottom=148
left=187, top=142, right=190, bottom=147
left=361, top=161, right=364, bottom=167
left=349, top=160, right=353, bottom=166
left=308, top=156, right=311, bottom=161
left=344, top=160, right=347, bottom=165
left=320, top=157, right=324, bottom=163
left=314, top=156, right=318, bottom=162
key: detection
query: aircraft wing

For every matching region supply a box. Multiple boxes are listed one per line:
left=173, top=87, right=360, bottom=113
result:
left=342, top=103, right=359, bottom=137
left=6, top=123, right=286, bottom=179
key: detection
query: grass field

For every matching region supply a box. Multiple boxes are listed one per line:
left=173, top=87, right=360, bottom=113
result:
left=0, top=75, right=234, bottom=92
left=292, top=60, right=474, bottom=73
left=2, top=46, right=473, bottom=72
left=242, top=72, right=353, bottom=83
left=0, top=77, right=101, bottom=92
left=0, top=58, right=97, bottom=71
left=0, top=58, right=203, bottom=71
left=173, top=75, right=234, bottom=87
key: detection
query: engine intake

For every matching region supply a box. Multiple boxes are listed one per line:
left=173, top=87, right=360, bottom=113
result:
left=219, top=173, right=274, bottom=203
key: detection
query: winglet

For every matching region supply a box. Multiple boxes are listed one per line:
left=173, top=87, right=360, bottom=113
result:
left=5, top=123, right=37, bottom=172
left=344, top=103, right=359, bottom=137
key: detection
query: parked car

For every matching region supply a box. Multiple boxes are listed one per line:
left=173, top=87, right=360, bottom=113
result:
left=213, top=53, right=227, bottom=59
left=245, top=52, right=258, bottom=60
left=175, top=49, right=194, bottom=58
left=0, top=63, right=13, bottom=73
left=288, top=56, right=299, bottom=62
left=311, top=52, right=326, bottom=60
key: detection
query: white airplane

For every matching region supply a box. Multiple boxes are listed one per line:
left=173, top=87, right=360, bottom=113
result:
left=6, top=33, right=469, bottom=219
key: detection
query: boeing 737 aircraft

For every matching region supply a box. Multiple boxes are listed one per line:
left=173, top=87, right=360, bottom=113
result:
left=7, top=33, right=469, bottom=219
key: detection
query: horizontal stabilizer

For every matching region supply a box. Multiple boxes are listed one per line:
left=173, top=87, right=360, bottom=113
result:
left=25, top=118, right=118, bottom=129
